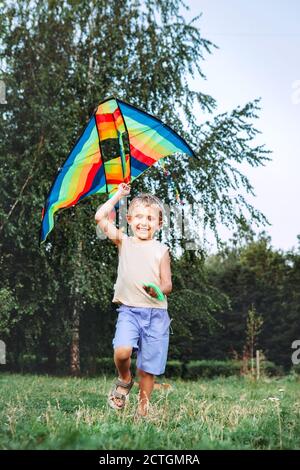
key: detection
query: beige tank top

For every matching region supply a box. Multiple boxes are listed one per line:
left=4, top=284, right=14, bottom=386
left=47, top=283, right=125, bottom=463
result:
left=112, top=234, right=169, bottom=309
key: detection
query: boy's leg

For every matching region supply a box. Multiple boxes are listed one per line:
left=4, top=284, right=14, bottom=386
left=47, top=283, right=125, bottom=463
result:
left=111, top=306, right=140, bottom=408
left=137, top=368, right=155, bottom=416
left=135, top=308, right=171, bottom=416
left=114, top=346, right=132, bottom=382
left=112, top=346, right=133, bottom=408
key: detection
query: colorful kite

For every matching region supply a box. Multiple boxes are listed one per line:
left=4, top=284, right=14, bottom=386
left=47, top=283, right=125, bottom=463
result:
left=40, top=96, right=195, bottom=243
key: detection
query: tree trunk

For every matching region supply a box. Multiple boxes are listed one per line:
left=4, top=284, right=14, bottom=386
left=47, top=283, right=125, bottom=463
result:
left=70, top=295, right=80, bottom=377
left=256, top=349, right=260, bottom=381
left=70, top=240, right=82, bottom=377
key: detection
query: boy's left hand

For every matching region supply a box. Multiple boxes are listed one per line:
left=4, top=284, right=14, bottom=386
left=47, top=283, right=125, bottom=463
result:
left=143, top=285, right=158, bottom=298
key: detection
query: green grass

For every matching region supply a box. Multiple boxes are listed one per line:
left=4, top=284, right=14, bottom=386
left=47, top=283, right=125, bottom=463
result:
left=0, top=372, right=299, bottom=450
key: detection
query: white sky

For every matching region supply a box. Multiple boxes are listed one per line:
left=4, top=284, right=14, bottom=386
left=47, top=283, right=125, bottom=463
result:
left=184, top=0, right=300, bottom=251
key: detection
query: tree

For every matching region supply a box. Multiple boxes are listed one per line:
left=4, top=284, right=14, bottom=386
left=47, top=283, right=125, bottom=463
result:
left=168, top=249, right=229, bottom=360
left=205, top=233, right=300, bottom=368
left=244, top=305, right=263, bottom=375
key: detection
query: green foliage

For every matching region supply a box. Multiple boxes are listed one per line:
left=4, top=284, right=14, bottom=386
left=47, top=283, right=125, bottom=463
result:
left=245, top=306, right=263, bottom=350
left=244, top=305, right=264, bottom=374
left=0, top=286, right=18, bottom=336
left=168, top=249, right=229, bottom=359
left=94, top=357, right=118, bottom=376
left=184, top=360, right=241, bottom=379
left=6, top=354, right=282, bottom=379
left=263, top=361, right=284, bottom=377
left=291, top=364, right=300, bottom=376
left=204, top=233, right=300, bottom=368
left=92, top=357, right=137, bottom=377
left=164, top=360, right=182, bottom=378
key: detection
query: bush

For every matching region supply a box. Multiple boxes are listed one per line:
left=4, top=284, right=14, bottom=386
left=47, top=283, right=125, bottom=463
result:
left=18, top=354, right=38, bottom=374
left=94, top=357, right=137, bottom=376
left=184, top=360, right=242, bottom=379
left=93, top=358, right=182, bottom=378
left=3, top=353, right=283, bottom=379
left=164, top=360, right=182, bottom=378
left=94, top=357, right=117, bottom=375
left=240, top=359, right=283, bottom=377
left=263, top=361, right=284, bottom=377
left=291, top=364, right=300, bottom=375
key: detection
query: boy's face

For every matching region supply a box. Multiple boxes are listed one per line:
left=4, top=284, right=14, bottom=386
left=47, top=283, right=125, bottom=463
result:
left=127, top=203, right=162, bottom=240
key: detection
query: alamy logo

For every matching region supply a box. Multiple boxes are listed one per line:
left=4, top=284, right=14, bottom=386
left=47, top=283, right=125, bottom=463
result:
left=291, top=340, right=300, bottom=365
left=95, top=199, right=204, bottom=251
left=0, top=340, right=6, bottom=365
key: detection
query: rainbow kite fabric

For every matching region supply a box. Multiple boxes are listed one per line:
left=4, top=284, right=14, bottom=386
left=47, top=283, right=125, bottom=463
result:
left=40, top=96, right=195, bottom=243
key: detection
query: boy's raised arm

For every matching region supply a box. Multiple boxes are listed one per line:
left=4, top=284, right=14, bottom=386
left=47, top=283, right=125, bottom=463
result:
left=95, top=183, right=131, bottom=247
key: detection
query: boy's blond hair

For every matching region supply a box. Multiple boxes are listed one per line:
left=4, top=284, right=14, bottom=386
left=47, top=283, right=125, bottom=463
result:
left=128, top=193, right=164, bottom=227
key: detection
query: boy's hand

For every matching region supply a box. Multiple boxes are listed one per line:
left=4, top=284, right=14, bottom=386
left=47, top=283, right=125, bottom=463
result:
left=117, top=183, right=131, bottom=198
left=143, top=285, right=158, bottom=298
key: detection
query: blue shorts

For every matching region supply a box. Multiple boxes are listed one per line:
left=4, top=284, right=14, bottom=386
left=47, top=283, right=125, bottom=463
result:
left=112, top=304, right=171, bottom=375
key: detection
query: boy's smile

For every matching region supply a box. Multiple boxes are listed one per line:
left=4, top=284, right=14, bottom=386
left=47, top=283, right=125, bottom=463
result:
left=127, top=203, right=162, bottom=241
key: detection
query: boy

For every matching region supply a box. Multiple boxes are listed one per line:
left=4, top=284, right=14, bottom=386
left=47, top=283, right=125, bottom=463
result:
left=95, top=183, right=172, bottom=417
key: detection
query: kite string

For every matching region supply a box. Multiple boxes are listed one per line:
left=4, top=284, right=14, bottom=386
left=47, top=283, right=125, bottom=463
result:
left=159, top=160, right=184, bottom=205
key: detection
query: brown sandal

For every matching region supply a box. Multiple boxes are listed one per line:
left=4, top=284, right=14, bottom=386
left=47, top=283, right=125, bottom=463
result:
left=108, top=376, right=134, bottom=410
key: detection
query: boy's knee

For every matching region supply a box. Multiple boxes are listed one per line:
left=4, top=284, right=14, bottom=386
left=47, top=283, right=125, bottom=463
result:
left=114, top=346, right=132, bottom=361
left=137, top=368, right=154, bottom=379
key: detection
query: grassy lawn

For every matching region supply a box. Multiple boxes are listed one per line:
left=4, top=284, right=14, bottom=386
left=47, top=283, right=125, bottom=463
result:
left=0, top=373, right=299, bottom=450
